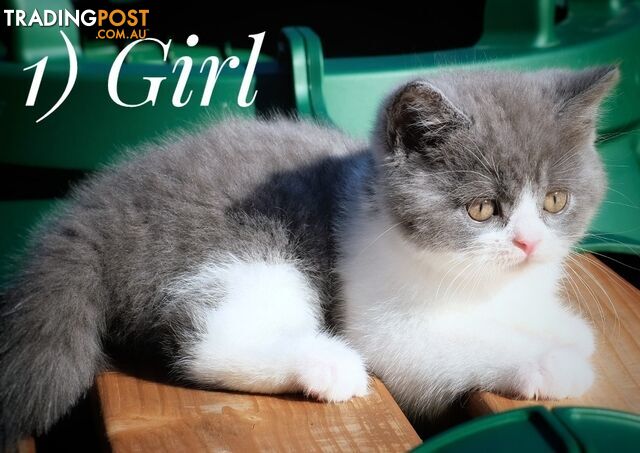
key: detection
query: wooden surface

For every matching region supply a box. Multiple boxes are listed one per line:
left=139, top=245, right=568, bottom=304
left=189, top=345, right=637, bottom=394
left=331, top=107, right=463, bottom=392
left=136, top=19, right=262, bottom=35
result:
left=96, top=373, right=420, bottom=453
left=469, top=253, right=640, bottom=416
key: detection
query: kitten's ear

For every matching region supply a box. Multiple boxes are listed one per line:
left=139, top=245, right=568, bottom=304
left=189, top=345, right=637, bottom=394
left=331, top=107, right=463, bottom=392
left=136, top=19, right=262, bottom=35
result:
left=383, top=80, right=470, bottom=154
left=555, top=66, right=619, bottom=123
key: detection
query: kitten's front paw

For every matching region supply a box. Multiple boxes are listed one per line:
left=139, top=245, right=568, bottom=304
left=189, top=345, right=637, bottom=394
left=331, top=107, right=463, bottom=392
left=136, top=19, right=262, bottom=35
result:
left=296, top=336, right=369, bottom=402
left=515, top=348, right=595, bottom=400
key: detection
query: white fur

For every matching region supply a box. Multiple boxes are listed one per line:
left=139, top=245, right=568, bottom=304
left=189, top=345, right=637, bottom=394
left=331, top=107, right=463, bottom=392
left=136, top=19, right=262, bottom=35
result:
left=338, top=191, right=595, bottom=415
left=173, top=255, right=369, bottom=401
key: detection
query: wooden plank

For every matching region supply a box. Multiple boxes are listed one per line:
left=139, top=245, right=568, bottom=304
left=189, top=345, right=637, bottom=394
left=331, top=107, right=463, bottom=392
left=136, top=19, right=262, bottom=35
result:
left=96, top=372, right=421, bottom=452
left=468, top=253, right=640, bottom=416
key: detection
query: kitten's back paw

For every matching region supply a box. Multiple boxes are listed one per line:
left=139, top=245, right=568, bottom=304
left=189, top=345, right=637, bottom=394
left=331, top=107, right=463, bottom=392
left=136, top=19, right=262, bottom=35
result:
left=296, top=335, right=369, bottom=402
left=515, top=347, right=595, bottom=400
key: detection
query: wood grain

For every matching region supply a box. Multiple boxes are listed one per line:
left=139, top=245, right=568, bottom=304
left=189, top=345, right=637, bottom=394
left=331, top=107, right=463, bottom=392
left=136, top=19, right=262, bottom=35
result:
left=96, top=373, right=420, bottom=452
left=468, top=253, right=640, bottom=416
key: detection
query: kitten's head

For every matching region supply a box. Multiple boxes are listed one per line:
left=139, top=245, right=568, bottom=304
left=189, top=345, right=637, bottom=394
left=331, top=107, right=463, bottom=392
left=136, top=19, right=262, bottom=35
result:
left=374, top=67, right=618, bottom=272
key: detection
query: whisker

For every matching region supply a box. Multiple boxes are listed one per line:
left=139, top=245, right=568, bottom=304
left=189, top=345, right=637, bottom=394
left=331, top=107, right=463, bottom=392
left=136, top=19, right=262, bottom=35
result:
left=563, top=232, right=640, bottom=257
left=596, top=127, right=640, bottom=144
left=569, top=253, right=622, bottom=339
left=566, top=254, right=619, bottom=337
left=601, top=200, right=640, bottom=210
left=570, top=254, right=638, bottom=331
left=571, top=246, right=640, bottom=272
left=355, top=221, right=404, bottom=257
left=564, top=259, right=604, bottom=331
left=434, top=255, right=470, bottom=301
left=560, top=266, right=585, bottom=319
left=604, top=186, right=639, bottom=207
left=577, top=233, right=640, bottom=257
left=442, top=259, right=477, bottom=304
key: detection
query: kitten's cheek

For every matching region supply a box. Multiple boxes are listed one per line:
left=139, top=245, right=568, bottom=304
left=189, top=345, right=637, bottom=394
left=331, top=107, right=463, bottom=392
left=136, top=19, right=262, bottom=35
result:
left=533, top=240, right=568, bottom=263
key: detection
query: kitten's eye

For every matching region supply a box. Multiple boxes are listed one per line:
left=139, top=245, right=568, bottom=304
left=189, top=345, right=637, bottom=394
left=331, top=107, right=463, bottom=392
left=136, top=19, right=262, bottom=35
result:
left=544, top=190, right=568, bottom=213
left=467, top=199, right=496, bottom=222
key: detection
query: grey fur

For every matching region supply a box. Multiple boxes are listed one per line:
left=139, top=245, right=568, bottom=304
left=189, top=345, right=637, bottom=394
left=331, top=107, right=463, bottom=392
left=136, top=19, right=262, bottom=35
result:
left=0, top=67, right=617, bottom=448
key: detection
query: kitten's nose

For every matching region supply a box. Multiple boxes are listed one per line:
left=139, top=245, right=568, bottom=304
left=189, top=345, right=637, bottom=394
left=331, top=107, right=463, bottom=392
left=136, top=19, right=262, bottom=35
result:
left=513, top=236, right=540, bottom=256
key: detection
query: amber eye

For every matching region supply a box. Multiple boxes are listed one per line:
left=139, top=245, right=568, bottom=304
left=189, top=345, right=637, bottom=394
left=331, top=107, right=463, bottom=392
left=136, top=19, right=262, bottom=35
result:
left=467, top=199, right=496, bottom=222
left=544, top=190, right=569, bottom=213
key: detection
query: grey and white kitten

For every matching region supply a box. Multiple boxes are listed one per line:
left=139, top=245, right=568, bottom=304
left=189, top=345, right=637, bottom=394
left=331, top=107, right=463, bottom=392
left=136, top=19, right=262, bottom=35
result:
left=0, top=67, right=617, bottom=447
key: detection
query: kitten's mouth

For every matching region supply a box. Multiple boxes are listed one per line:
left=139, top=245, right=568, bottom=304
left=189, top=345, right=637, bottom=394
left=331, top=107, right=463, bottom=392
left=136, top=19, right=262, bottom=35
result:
left=502, top=253, right=537, bottom=271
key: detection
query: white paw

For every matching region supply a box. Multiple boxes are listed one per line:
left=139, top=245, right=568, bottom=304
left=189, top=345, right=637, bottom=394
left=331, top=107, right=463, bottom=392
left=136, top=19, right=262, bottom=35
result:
left=296, top=335, right=369, bottom=402
left=515, top=347, right=595, bottom=400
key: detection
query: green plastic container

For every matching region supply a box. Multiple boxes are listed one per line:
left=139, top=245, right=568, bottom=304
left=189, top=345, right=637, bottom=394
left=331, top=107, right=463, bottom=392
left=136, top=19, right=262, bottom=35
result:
left=554, top=407, right=640, bottom=452
left=414, top=407, right=640, bottom=452
left=2, top=0, right=640, bottom=276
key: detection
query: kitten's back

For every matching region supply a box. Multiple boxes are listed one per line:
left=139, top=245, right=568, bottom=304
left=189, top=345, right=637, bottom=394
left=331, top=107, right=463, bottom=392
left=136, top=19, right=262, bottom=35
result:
left=0, top=116, right=367, bottom=447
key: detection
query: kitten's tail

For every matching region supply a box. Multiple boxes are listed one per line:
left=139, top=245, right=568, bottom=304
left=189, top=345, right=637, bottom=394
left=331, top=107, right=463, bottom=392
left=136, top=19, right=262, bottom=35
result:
left=0, top=223, right=106, bottom=450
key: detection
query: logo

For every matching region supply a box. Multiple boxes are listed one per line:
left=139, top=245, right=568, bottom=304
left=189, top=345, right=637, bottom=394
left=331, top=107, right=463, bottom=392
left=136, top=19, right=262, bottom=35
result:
left=3, top=9, right=150, bottom=40
left=8, top=9, right=266, bottom=122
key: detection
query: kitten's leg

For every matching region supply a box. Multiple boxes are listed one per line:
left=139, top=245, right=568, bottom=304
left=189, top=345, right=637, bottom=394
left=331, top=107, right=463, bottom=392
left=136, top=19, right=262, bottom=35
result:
left=500, top=303, right=596, bottom=399
left=455, top=297, right=597, bottom=400
left=171, top=257, right=369, bottom=401
left=365, top=307, right=594, bottom=415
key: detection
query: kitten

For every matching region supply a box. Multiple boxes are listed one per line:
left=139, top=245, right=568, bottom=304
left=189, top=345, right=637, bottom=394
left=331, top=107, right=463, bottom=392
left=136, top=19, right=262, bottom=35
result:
left=0, top=67, right=617, bottom=447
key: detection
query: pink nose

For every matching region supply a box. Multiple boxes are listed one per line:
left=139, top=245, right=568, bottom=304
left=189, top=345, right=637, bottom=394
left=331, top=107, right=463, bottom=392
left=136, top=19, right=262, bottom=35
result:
left=513, top=236, right=540, bottom=256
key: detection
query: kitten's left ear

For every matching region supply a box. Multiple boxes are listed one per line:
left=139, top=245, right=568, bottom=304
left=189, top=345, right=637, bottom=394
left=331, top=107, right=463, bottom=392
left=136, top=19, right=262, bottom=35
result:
left=555, top=65, right=620, bottom=123
left=382, top=80, right=471, bottom=155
